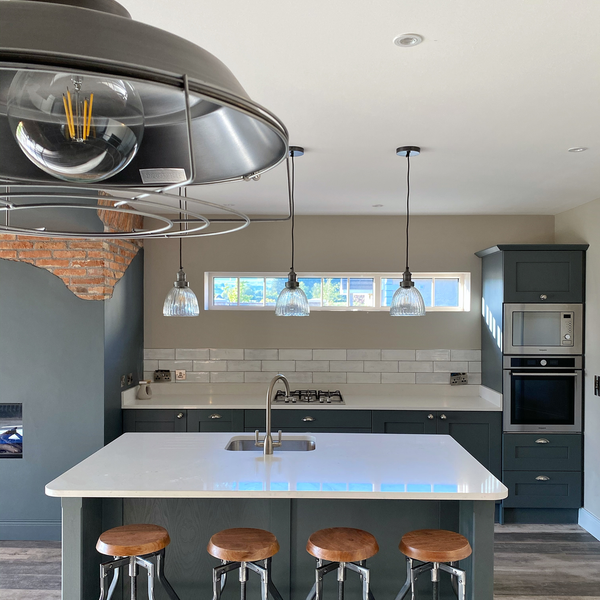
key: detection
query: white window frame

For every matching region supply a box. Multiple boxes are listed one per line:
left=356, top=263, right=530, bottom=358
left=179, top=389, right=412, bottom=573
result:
left=205, top=272, right=471, bottom=312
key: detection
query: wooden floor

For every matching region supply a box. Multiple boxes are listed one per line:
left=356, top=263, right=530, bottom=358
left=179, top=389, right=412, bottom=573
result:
left=1, top=525, right=599, bottom=599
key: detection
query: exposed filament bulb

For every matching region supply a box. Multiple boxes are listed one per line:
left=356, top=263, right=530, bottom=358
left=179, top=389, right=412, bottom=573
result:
left=62, top=77, right=94, bottom=142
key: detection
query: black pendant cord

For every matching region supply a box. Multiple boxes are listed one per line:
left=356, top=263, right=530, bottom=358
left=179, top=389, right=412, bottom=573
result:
left=405, top=153, right=411, bottom=273
left=287, top=151, right=296, bottom=273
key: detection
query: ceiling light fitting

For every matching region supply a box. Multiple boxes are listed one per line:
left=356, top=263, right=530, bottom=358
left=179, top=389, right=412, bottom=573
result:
left=0, top=0, right=288, bottom=188
left=393, top=34, right=424, bottom=47
left=275, top=146, right=310, bottom=317
left=163, top=189, right=200, bottom=317
left=568, top=147, right=588, bottom=153
left=390, top=146, right=425, bottom=317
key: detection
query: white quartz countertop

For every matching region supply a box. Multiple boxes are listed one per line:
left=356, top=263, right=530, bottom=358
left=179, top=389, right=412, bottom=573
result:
left=122, top=384, right=502, bottom=412
left=45, top=432, right=508, bottom=501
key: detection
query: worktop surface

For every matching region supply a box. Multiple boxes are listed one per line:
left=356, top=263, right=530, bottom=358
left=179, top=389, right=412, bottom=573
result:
left=46, top=432, right=508, bottom=500
left=122, top=383, right=502, bottom=411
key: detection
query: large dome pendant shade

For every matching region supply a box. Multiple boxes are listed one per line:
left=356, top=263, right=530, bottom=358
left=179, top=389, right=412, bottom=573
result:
left=390, top=146, right=426, bottom=317
left=0, top=0, right=288, bottom=187
left=275, top=147, right=310, bottom=317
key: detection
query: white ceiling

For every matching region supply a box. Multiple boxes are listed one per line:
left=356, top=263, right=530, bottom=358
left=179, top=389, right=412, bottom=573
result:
left=125, top=0, right=600, bottom=216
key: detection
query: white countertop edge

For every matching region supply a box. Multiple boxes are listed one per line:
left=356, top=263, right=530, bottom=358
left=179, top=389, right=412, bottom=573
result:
left=45, top=487, right=507, bottom=501
left=122, top=385, right=502, bottom=411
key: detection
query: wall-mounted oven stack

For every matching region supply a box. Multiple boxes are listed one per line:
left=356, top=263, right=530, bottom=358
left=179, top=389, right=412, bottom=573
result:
left=476, top=244, right=588, bottom=524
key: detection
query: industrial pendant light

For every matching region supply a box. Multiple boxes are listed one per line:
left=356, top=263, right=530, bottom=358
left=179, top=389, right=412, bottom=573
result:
left=390, top=146, right=426, bottom=317
left=275, top=147, right=310, bottom=317
left=163, top=190, right=199, bottom=317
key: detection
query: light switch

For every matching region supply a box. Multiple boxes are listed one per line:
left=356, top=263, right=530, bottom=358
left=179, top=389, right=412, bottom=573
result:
left=176, top=369, right=186, bottom=381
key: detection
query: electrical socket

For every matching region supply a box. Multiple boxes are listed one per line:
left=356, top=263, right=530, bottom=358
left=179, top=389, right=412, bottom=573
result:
left=450, top=372, right=469, bottom=385
left=120, top=375, right=126, bottom=388
left=127, top=373, right=133, bottom=386
left=175, top=369, right=186, bottom=381
left=154, top=369, right=171, bottom=382
left=595, top=375, right=600, bottom=396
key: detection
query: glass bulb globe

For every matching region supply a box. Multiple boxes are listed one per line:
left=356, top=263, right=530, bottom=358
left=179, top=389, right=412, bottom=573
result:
left=163, top=270, right=199, bottom=317
left=275, top=287, right=310, bottom=317
left=390, top=285, right=426, bottom=316
left=7, top=71, right=144, bottom=183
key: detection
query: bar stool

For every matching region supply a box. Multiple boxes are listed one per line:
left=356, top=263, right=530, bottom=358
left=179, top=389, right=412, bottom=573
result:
left=96, top=523, right=181, bottom=600
left=207, top=527, right=284, bottom=600
left=305, top=527, right=378, bottom=600
left=395, top=529, right=472, bottom=600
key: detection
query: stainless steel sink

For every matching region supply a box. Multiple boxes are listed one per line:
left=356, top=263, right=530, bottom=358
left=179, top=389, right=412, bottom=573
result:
left=226, top=436, right=316, bottom=452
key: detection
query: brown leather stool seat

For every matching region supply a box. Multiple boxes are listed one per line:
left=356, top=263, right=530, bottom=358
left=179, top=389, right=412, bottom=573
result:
left=97, top=524, right=171, bottom=557
left=307, top=527, right=379, bottom=563
left=207, top=528, right=283, bottom=600
left=305, top=527, right=378, bottom=600
left=96, top=524, right=181, bottom=600
left=207, top=528, right=280, bottom=562
left=396, top=529, right=472, bottom=600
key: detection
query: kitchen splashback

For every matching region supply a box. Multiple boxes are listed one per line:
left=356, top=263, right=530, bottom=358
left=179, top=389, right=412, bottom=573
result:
left=143, top=348, right=481, bottom=386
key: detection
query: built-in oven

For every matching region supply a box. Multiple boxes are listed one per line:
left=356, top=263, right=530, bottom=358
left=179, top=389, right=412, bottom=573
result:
left=503, top=303, right=583, bottom=355
left=503, top=355, right=582, bottom=433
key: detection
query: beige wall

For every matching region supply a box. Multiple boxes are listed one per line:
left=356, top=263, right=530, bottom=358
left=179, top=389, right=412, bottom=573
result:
left=145, top=215, right=554, bottom=349
left=555, top=198, right=600, bottom=521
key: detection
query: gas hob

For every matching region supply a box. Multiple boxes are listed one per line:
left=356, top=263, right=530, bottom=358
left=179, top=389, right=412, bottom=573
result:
left=273, top=389, right=345, bottom=405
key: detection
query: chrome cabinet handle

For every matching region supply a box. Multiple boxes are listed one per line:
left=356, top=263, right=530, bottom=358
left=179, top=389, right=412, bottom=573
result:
left=439, top=414, right=447, bottom=420
left=535, top=438, right=550, bottom=444
left=210, top=413, right=222, bottom=419
left=535, top=475, right=550, bottom=481
left=176, top=412, right=184, bottom=419
left=540, top=294, right=548, bottom=300
left=427, top=414, right=435, bottom=420
left=302, top=416, right=315, bottom=422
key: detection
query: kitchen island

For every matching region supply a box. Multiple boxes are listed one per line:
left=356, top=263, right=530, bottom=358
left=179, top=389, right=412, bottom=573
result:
left=46, top=432, right=507, bottom=600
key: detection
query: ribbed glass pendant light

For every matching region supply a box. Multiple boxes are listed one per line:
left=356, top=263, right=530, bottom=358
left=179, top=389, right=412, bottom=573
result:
left=163, top=190, right=200, bottom=317
left=275, top=147, right=310, bottom=317
left=390, top=146, right=426, bottom=317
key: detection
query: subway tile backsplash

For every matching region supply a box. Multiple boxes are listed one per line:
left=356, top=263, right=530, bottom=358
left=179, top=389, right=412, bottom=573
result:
left=143, top=349, right=482, bottom=386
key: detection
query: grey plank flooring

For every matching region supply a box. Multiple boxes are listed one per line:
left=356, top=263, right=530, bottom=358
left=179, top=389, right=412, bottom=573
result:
left=1, top=525, right=599, bottom=599
left=494, top=524, right=600, bottom=599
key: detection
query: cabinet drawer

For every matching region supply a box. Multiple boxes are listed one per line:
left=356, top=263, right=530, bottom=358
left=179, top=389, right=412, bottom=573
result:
left=504, top=434, right=582, bottom=471
left=245, top=410, right=371, bottom=431
left=187, top=409, right=243, bottom=432
left=503, top=470, right=582, bottom=508
left=123, top=409, right=187, bottom=432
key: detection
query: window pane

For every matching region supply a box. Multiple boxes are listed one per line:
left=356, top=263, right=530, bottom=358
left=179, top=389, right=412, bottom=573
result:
left=239, top=278, right=264, bottom=305
left=323, top=278, right=348, bottom=306
left=265, top=278, right=287, bottom=306
left=381, top=278, right=399, bottom=307
left=434, top=278, right=460, bottom=307
left=299, top=278, right=322, bottom=306
left=213, top=277, right=238, bottom=305
left=349, top=278, right=374, bottom=307
left=414, top=279, right=433, bottom=307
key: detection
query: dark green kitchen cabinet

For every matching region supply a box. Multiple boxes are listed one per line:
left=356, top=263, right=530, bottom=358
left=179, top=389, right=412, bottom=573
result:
left=123, top=409, right=187, bottom=432
left=244, top=409, right=371, bottom=433
left=373, top=410, right=502, bottom=478
left=187, top=409, right=244, bottom=432
left=503, top=250, right=585, bottom=303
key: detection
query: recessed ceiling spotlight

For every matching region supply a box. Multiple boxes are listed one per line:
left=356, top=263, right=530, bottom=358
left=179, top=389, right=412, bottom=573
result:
left=372, top=204, right=384, bottom=208
left=568, top=147, right=588, bottom=152
left=223, top=203, right=236, bottom=207
left=393, top=33, right=424, bottom=47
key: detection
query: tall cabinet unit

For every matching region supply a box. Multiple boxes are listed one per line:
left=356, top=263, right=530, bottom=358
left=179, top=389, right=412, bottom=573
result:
left=476, top=244, right=588, bottom=524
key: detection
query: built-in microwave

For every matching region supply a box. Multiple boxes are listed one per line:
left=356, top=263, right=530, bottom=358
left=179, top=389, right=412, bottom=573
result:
left=503, top=303, right=583, bottom=355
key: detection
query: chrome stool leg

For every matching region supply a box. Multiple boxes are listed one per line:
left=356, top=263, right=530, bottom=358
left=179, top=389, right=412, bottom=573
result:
left=439, top=562, right=467, bottom=600
left=154, top=549, right=182, bottom=600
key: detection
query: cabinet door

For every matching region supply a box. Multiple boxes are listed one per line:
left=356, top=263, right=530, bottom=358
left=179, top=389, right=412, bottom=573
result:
left=503, top=471, right=582, bottom=508
left=372, top=410, right=437, bottom=434
left=123, top=409, right=187, bottom=432
left=503, top=433, right=582, bottom=472
left=503, top=250, right=584, bottom=303
left=186, top=409, right=244, bottom=432
left=245, top=410, right=371, bottom=432
left=436, top=411, right=502, bottom=478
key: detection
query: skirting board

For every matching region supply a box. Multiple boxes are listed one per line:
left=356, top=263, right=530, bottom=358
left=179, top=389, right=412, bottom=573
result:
left=0, top=520, right=61, bottom=541
left=579, top=508, right=600, bottom=542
